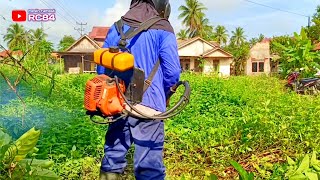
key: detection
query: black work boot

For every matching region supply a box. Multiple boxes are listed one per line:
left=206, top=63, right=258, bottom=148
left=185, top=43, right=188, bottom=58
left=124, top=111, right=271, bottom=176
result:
left=99, top=170, right=120, bottom=180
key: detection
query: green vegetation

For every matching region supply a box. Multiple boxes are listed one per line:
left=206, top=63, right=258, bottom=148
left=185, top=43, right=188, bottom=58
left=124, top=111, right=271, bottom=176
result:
left=1, top=1, right=320, bottom=179
left=272, top=28, right=320, bottom=78
left=1, top=72, right=320, bottom=179
left=0, top=127, right=58, bottom=179
left=58, top=35, right=76, bottom=52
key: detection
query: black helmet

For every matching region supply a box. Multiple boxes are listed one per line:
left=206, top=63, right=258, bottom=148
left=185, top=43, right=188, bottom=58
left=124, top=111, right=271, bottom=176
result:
left=131, top=0, right=171, bottom=19
left=152, top=0, right=171, bottom=19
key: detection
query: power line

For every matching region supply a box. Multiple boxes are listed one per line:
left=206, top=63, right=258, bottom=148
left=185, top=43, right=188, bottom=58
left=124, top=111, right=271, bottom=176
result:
left=242, top=0, right=309, bottom=17
left=75, top=22, right=87, bottom=36
left=242, top=0, right=311, bottom=27
left=51, top=0, right=81, bottom=23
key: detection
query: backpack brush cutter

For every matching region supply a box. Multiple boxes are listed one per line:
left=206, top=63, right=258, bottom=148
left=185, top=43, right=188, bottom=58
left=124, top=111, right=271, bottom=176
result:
left=83, top=16, right=191, bottom=124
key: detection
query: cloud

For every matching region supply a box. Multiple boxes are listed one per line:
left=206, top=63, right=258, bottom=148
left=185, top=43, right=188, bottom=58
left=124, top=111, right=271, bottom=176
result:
left=224, top=11, right=307, bottom=38
left=100, top=0, right=130, bottom=27
left=199, top=0, right=243, bottom=13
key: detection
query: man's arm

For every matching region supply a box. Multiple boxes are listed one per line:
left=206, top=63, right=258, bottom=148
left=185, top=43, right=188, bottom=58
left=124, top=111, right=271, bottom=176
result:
left=159, top=32, right=181, bottom=100
left=96, top=25, right=118, bottom=75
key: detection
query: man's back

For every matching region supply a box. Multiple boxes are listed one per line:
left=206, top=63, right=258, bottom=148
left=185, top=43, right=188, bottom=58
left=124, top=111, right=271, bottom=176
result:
left=97, top=23, right=181, bottom=112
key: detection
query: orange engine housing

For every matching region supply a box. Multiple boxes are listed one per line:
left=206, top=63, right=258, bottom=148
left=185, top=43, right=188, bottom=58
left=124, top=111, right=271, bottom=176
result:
left=84, top=74, right=126, bottom=116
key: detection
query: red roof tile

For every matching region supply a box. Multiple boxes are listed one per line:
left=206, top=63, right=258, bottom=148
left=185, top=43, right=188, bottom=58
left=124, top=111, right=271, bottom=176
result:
left=0, top=50, right=23, bottom=58
left=261, top=38, right=272, bottom=43
left=89, top=27, right=110, bottom=39
left=314, top=42, right=320, bottom=51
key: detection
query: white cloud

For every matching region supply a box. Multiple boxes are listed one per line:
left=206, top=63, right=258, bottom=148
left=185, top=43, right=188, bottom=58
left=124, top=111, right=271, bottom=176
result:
left=100, top=0, right=130, bottom=27
left=199, top=0, right=243, bottom=13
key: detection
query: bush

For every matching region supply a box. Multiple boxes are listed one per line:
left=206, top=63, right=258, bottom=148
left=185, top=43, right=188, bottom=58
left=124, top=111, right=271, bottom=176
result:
left=1, top=72, right=320, bottom=179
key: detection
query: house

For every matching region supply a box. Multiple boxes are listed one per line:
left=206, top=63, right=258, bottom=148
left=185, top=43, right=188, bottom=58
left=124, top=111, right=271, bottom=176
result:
left=178, top=37, right=233, bottom=76
left=314, top=42, right=320, bottom=51
left=56, top=34, right=101, bottom=74
left=57, top=26, right=234, bottom=75
left=0, top=50, right=23, bottom=59
left=56, top=27, right=109, bottom=74
left=245, top=38, right=278, bottom=75
left=88, top=26, right=110, bottom=47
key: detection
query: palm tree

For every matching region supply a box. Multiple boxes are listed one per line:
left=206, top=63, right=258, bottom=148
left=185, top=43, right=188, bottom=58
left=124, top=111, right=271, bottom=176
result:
left=177, top=29, right=188, bottom=40
left=231, top=27, right=246, bottom=46
left=30, top=28, right=47, bottom=44
left=258, top=34, right=265, bottom=42
left=198, top=17, right=214, bottom=40
left=214, top=25, right=229, bottom=46
left=3, top=23, right=28, bottom=49
left=178, top=0, right=207, bottom=36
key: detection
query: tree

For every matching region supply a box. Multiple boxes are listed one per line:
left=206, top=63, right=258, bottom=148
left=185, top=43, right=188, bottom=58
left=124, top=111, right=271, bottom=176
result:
left=198, top=17, right=214, bottom=41
left=3, top=23, right=28, bottom=50
left=214, top=25, right=228, bottom=46
left=30, top=28, right=47, bottom=44
left=249, top=34, right=265, bottom=47
left=270, top=35, right=294, bottom=55
left=225, top=42, right=250, bottom=75
left=58, top=35, right=76, bottom=51
left=307, top=5, right=320, bottom=43
left=178, top=0, right=207, bottom=37
left=273, top=28, right=320, bottom=78
left=230, top=27, right=246, bottom=46
left=258, top=34, right=265, bottom=42
left=177, top=29, right=188, bottom=40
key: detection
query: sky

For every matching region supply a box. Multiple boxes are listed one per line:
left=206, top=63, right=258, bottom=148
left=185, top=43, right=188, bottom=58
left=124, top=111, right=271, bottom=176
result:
left=0, top=0, right=318, bottom=49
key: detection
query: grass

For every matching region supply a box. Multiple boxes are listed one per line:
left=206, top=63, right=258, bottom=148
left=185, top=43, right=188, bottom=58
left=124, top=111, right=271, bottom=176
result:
left=1, top=72, right=320, bottom=179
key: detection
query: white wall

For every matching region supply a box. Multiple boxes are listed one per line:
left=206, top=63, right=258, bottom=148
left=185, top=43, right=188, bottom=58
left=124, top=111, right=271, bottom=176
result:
left=219, top=58, right=232, bottom=76
left=203, top=60, right=213, bottom=74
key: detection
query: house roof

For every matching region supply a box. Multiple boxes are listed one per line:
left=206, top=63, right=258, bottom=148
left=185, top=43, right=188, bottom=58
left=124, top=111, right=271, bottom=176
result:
left=95, top=40, right=104, bottom=48
left=261, top=38, right=272, bottom=43
left=177, top=36, right=232, bottom=59
left=0, top=50, right=23, bottom=58
left=178, top=36, right=218, bottom=49
left=89, top=26, right=110, bottom=39
left=64, top=34, right=101, bottom=52
left=202, top=47, right=233, bottom=58
left=314, top=42, right=320, bottom=51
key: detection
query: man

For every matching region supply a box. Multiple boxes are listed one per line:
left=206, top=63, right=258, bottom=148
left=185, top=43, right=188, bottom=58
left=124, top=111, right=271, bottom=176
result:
left=97, top=0, right=181, bottom=179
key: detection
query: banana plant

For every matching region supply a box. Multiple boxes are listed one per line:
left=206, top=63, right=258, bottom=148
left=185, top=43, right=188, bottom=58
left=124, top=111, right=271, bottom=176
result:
left=230, top=160, right=255, bottom=180
left=285, top=151, right=320, bottom=180
left=272, top=28, right=320, bottom=78
left=0, top=127, right=59, bottom=179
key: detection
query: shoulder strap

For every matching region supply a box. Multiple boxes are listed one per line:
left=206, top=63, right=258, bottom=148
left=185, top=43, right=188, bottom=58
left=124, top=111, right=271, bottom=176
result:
left=114, top=16, right=164, bottom=93
left=115, top=16, right=164, bottom=49
left=143, top=59, right=160, bottom=93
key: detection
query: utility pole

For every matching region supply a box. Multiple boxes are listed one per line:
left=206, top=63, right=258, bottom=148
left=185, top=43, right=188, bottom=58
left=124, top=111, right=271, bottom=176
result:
left=75, top=22, right=87, bottom=36
left=308, top=16, right=311, bottom=28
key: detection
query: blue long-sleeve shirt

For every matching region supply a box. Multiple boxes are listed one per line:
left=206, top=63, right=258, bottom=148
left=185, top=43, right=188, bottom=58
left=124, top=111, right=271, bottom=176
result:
left=97, top=23, right=181, bottom=112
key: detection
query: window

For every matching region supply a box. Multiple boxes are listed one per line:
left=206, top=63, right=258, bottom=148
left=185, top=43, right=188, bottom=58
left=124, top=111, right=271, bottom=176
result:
left=259, top=62, right=264, bottom=72
left=185, top=63, right=190, bottom=71
left=213, top=64, right=219, bottom=72
left=252, top=62, right=264, bottom=72
left=252, top=62, right=258, bottom=72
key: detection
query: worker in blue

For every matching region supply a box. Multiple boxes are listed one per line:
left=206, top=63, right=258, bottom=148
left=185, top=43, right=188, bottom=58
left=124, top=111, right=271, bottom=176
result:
left=97, top=0, right=181, bottom=179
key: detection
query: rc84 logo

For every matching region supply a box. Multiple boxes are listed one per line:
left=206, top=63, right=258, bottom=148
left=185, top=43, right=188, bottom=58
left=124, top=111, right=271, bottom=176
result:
left=28, top=9, right=56, bottom=22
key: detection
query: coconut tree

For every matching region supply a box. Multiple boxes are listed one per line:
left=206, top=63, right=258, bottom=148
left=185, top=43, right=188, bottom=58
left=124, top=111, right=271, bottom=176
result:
left=30, top=28, right=47, bottom=44
left=214, top=25, right=229, bottom=46
left=178, top=0, right=207, bottom=36
left=3, top=23, right=28, bottom=49
left=231, top=27, right=246, bottom=46
left=198, top=17, right=214, bottom=40
left=177, top=29, right=189, bottom=40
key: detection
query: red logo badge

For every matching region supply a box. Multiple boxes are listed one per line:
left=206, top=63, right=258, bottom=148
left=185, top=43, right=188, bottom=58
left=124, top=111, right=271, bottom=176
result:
left=12, top=10, right=27, bottom=22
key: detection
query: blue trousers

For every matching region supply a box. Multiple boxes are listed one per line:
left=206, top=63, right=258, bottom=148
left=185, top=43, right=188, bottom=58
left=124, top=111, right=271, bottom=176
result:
left=100, top=116, right=165, bottom=180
